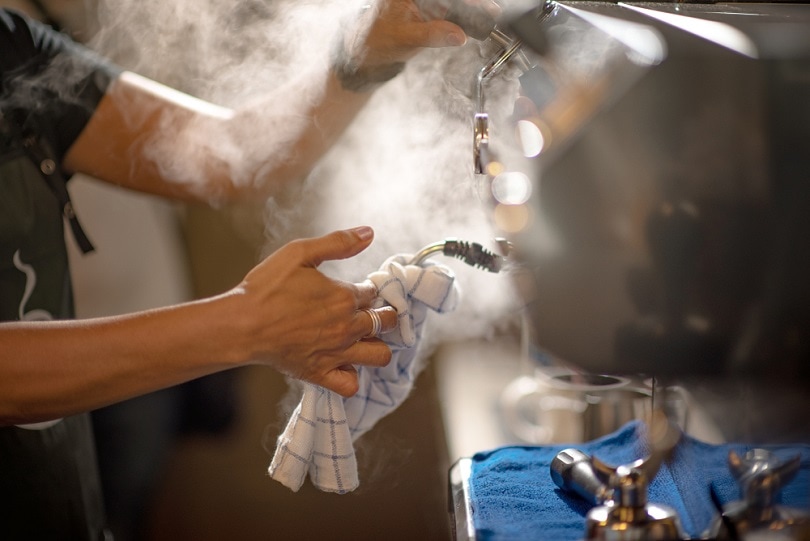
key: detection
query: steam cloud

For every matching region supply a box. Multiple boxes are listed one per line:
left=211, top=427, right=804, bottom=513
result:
left=86, top=0, right=527, bottom=348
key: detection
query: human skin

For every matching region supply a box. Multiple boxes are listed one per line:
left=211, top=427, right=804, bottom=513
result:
left=1, top=0, right=484, bottom=424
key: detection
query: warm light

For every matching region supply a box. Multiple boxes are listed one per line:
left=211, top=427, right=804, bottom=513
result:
left=491, top=171, right=532, bottom=205
left=561, top=4, right=667, bottom=64
left=621, top=3, right=758, bottom=58
left=517, top=119, right=545, bottom=157
left=493, top=203, right=532, bottom=233
left=486, top=161, right=505, bottom=177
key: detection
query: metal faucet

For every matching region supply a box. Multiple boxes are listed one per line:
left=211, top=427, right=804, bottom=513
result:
left=707, top=449, right=810, bottom=540
left=472, top=2, right=554, bottom=174
left=550, top=417, right=686, bottom=540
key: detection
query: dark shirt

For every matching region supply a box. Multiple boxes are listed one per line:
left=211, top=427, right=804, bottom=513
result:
left=1, top=8, right=120, bottom=161
left=0, top=9, right=120, bottom=540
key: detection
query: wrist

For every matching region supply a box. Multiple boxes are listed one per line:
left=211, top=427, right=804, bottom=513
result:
left=330, top=5, right=405, bottom=93
left=331, top=53, right=405, bottom=93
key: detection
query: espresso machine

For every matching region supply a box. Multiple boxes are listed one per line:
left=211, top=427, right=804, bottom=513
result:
left=447, top=1, right=810, bottom=539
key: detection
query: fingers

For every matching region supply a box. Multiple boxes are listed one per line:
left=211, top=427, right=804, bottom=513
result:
left=411, top=0, right=501, bottom=47
left=355, top=306, right=398, bottom=339
left=321, top=366, right=360, bottom=398
left=353, top=279, right=379, bottom=309
left=293, top=226, right=375, bottom=268
left=320, top=340, right=393, bottom=397
left=255, top=226, right=403, bottom=398
left=312, top=307, right=397, bottom=397
left=406, top=19, right=467, bottom=48
left=461, top=0, right=502, bottom=18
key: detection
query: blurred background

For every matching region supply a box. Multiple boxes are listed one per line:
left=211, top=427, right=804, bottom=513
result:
left=10, top=1, right=810, bottom=539
left=1, top=0, right=489, bottom=538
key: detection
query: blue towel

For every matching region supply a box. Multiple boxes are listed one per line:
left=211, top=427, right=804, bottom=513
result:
left=469, top=421, right=810, bottom=540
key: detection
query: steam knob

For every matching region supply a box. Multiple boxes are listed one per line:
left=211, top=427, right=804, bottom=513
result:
left=550, top=449, right=686, bottom=540
left=551, top=449, right=614, bottom=506
left=585, top=459, right=686, bottom=541
left=707, top=449, right=810, bottom=540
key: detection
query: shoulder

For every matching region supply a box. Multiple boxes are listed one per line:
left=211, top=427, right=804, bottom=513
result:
left=0, top=8, right=63, bottom=73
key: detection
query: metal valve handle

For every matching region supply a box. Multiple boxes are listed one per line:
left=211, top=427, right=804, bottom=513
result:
left=551, top=416, right=687, bottom=540
left=551, top=448, right=614, bottom=506
left=729, top=448, right=801, bottom=509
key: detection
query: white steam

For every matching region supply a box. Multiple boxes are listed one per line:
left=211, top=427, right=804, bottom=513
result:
left=263, top=19, right=527, bottom=347
left=87, top=0, right=527, bottom=346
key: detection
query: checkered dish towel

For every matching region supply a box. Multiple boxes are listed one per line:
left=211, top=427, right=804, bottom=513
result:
left=267, top=253, right=460, bottom=493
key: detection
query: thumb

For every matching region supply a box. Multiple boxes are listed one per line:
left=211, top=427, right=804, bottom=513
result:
left=299, top=226, right=375, bottom=268
left=411, top=19, right=468, bottom=48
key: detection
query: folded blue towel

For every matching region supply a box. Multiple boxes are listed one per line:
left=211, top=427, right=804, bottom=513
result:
left=469, top=421, right=810, bottom=540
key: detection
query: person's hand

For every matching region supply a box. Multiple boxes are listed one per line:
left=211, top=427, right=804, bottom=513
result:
left=333, top=0, right=500, bottom=91
left=358, top=0, right=469, bottom=67
left=232, top=226, right=397, bottom=397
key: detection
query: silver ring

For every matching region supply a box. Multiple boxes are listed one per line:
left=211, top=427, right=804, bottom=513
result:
left=362, top=308, right=382, bottom=339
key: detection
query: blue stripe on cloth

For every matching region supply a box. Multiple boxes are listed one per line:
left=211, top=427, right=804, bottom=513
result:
left=312, top=450, right=354, bottom=460
left=326, top=392, right=344, bottom=493
left=314, top=416, right=348, bottom=425
left=433, top=272, right=456, bottom=312
left=278, top=444, right=310, bottom=465
left=379, top=275, right=407, bottom=300
left=469, top=421, right=810, bottom=541
left=407, top=268, right=426, bottom=297
left=297, top=415, right=317, bottom=427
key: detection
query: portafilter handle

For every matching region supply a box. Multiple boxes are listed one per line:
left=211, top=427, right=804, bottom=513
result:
left=551, top=448, right=614, bottom=507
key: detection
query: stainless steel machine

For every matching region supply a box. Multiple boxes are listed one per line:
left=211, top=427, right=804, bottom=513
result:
left=448, top=1, right=810, bottom=539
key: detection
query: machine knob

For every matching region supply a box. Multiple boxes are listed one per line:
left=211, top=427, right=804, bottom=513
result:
left=551, top=448, right=614, bottom=506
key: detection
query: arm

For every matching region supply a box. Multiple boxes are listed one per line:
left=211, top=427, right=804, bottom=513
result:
left=0, top=227, right=397, bottom=425
left=62, top=0, right=469, bottom=203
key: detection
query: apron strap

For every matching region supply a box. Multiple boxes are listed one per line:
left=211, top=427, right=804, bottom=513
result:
left=19, top=134, right=95, bottom=254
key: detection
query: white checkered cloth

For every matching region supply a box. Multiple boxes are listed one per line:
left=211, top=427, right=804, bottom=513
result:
left=267, top=254, right=460, bottom=493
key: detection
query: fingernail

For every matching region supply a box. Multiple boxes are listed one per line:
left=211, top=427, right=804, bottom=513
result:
left=352, top=226, right=374, bottom=241
left=446, top=32, right=467, bottom=46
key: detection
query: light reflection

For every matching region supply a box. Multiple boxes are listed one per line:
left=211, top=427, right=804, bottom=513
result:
left=491, top=171, right=532, bottom=205
left=493, top=203, right=532, bottom=233
left=561, top=4, right=667, bottom=65
left=621, top=3, right=758, bottom=58
left=486, top=161, right=505, bottom=178
left=517, top=119, right=545, bottom=158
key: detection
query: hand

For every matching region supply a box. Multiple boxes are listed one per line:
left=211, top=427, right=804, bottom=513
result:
left=333, top=0, right=473, bottom=91
left=358, top=0, right=470, bottom=67
left=367, top=0, right=503, bottom=59
left=232, top=226, right=397, bottom=397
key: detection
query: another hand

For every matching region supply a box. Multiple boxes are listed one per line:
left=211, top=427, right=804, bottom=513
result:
left=334, top=0, right=498, bottom=91
left=232, top=226, right=397, bottom=397
left=357, top=0, right=469, bottom=68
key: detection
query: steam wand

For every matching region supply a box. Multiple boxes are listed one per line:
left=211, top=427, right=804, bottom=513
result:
left=408, top=238, right=511, bottom=273
left=473, top=2, right=555, bottom=174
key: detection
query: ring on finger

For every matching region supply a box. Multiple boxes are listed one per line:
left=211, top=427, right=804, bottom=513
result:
left=362, top=308, right=382, bottom=339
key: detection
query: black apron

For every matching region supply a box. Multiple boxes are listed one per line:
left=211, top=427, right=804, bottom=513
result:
left=0, top=116, right=108, bottom=540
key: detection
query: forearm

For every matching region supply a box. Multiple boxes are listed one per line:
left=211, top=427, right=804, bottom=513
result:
left=0, top=292, right=246, bottom=425
left=63, top=0, right=469, bottom=203
left=63, top=64, right=373, bottom=204
left=218, top=68, right=375, bottom=200
left=0, top=228, right=399, bottom=424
